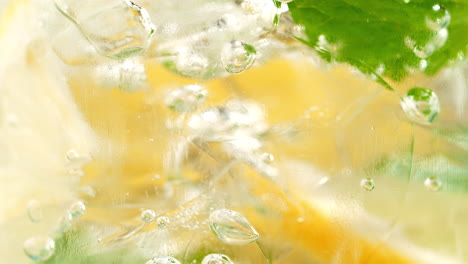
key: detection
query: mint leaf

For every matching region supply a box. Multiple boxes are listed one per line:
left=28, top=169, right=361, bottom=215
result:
left=288, top=0, right=468, bottom=82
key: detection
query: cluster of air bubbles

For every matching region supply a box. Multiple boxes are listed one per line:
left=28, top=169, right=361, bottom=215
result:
left=185, top=99, right=277, bottom=178
left=23, top=236, right=56, bottom=261
left=188, top=99, right=268, bottom=142
left=165, top=85, right=208, bottom=113
left=141, top=209, right=156, bottom=223
left=405, top=4, right=451, bottom=61
left=424, top=176, right=442, bottom=192
left=150, top=0, right=287, bottom=79
left=202, top=254, right=234, bottom=264
left=146, top=256, right=181, bottom=264
left=157, top=216, right=171, bottom=229
left=160, top=38, right=258, bottom=78
left=49, top=0, right=287, bottom=82
left=360, top=178, right=375, bottom=191
left=400, top=87, right=440, bottom=124
left=209, top=209, right=259, bottom=245
left=54, top=0, right=155, bottom=59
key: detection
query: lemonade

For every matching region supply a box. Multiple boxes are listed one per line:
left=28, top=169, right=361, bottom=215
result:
left=0, top=0, right=467, bottom=263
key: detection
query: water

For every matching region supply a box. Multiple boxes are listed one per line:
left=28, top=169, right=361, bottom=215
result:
left=424, top=176, right=442, bottom=192
left=23, top=236, right=55, bottom=261
left=400, top=87, right=440, bottom=124
left=54, top=0, right=155, bottom=59
left=141, top=209, right=156, bottom=223
left=360, top=178, right=375, bottom=191
left=221, top=41, right=257, bottom=74
left=146, top=256, right=181, bottom=264
left=209, top=209, right=259, bottom=245
left=27, top=200, right=43, bottom=223
left=157, top=216, right=171, bottom=229
left=164, top=85, right=208, bottom=113
left=426, top=4, right=451, bottom=31
left=69, top=201, right=87, bottom=218
left=201, top=253, right=234, bottom=264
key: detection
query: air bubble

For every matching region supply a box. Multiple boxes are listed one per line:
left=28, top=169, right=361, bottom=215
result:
left=69, top=201, right=86, bottom=218
left=23, top=236, right=55, bottom=261
left=56, top=211, right=73, bottom=233
left=141, top=209, right=156, bottom=223
left=175, top=51, right=210, bottom=78
left=419, top=59, right=428, bottom=71
left=426, top=4, right=451, bottom=31
left=424, top=176, right=442, bottom=192
left=66, top=149, right=80, bottom=161
left=400, top=87, right=440, bottom=124
left=201, top=253, right=234, bottom=264
left=432, top=28, right=448, bottom=49
left=413, top=44, right=435, bottom=59
left=157, top=216, right=170, bottom=229
left=360, top=178, right=375, bottom=191
left=27, top=200, right=43, bottom=223
left=221, top=41, right=256, bottom=74
left=165, top=85, right=208, bottom=113
left=209, top=209, right=259, bottom=245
